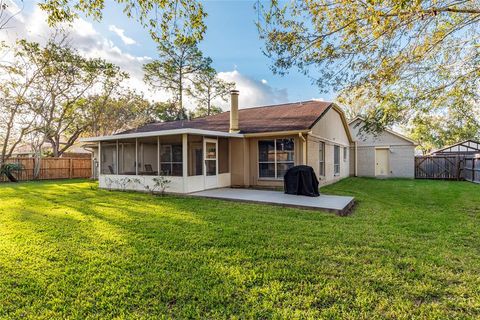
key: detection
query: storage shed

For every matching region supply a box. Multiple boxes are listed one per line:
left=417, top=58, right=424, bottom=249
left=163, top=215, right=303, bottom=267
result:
left=349, top=117, right=417, bottom=178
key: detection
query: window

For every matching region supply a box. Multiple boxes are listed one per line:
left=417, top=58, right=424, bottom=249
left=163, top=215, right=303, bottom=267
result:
left=160, top=144, right=183, bottom=176
left=343, top=147, right=348, bottom=162
left=258, top=138, right=294, bottom=179
left=334, top=145, right=340, bottom=176
left=319, top=141, right=325, bottom=176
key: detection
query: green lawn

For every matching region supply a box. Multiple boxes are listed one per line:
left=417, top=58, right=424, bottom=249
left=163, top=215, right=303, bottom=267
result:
left=0, top=178, right=479, bottom=319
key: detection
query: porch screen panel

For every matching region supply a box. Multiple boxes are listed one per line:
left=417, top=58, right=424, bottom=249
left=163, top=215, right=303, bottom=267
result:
left=160, top=144, right=182, bottom=176
left=218, top=138, right=229, bottom=174
left=119, top=142, right=136, bottom=175
left=188, top=135, right=203, bottom=176
left=100, top=142, right=117, bottom=174
left=138, top=141, right=158, bottom=175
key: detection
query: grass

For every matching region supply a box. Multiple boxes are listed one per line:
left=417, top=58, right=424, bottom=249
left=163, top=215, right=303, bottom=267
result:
left=0, top=178, right=479, bottom=319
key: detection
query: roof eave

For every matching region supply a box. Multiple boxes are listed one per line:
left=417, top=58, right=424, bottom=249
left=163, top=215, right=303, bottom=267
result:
left=80, top=128, right=244, bottom=142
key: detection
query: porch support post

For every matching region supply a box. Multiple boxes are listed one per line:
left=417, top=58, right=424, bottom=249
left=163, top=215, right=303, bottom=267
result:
left=116, top=140, right=119, bottom=174
left=182, top=133, right=188, bottom=193
left=135, top=138, right=138, bottom=175
left=157, top=136, right=160, bottom=176
left=98, top=141, right=101, bottom=176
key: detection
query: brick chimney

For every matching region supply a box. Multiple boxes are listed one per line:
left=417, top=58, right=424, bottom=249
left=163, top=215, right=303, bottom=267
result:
left=229, top=90, right=240, bottom=133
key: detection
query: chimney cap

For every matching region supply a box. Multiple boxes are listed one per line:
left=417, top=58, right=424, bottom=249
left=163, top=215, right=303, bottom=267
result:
left=230, top=89, right=239, bottom=95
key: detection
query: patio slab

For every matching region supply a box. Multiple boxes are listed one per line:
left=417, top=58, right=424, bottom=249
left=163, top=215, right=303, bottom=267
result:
left=190, top=188, right=355, bottom=215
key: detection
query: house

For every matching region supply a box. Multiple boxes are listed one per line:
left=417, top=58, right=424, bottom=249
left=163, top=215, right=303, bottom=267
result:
left=348, top=116, right=417, bottom=178
left=11, top=142, right=91, bottom=159
left=429, top=140, right=480, bottom=156
left=82, top=90, right=355, bottom=193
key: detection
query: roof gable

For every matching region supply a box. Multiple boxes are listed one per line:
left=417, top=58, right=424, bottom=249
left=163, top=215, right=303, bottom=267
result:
left=348, top=117, right=417, bottom=145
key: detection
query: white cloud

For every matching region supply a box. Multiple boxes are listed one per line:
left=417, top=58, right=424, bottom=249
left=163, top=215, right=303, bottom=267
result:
left=218, top=70, right=288, bottom=108
left=108, top=24, right=136, bottom=45
left=0, top=6, right=166, bottom=100
left=0, top=6, right=289, bottom=111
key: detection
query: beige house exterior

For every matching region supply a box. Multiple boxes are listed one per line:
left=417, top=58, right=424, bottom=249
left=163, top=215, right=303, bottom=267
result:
left=349, top=117, right=417, bottom=178
left=83, top=92, right=355, bottom=193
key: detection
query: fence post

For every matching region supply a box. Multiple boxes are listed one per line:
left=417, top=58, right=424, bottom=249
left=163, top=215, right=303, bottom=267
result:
left=457, top=156, right=460, bottom=181
left=474, top=157, right=476, bottom=183
left=69, top=158, right=73, bottom=179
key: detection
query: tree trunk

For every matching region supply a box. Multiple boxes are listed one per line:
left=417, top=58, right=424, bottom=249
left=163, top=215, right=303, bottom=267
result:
left=33, top=155, right=42, bottom=179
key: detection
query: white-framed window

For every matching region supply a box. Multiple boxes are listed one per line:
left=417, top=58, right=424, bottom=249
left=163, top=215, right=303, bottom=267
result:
left=334, top=145, right=340, bottom=176
left=258, top=138, right=295, bottom=179
left=319, top=141, right=325, bottom=177
left=160, top=144, right=183, bottom=176
left=343, top=147, right=348, bottom=162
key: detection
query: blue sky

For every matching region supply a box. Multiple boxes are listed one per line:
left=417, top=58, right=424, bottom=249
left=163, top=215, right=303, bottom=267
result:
left=3, top=0, right=332, bottom=108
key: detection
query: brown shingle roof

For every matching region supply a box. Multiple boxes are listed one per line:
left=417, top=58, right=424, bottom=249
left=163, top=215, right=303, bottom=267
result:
left=120, top=100, right=333, bottom=135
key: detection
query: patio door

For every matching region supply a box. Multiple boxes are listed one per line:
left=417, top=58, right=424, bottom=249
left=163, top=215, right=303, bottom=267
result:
left=204, top=138, right=218, bottom=189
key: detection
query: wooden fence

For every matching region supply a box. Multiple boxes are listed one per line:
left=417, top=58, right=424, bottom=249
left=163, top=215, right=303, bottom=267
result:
left=415, top=155, right=464, bottom=180
left=1, top=157, right=92, bottom=182
left=464, top=156, right=480, bottom=184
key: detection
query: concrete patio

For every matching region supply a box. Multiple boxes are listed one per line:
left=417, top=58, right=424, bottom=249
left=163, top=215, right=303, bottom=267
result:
left=190, top=188, right=355, bottom=215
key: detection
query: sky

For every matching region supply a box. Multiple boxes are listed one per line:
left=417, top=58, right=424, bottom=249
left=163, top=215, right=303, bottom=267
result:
left=1, top=0, right=331, bottom=111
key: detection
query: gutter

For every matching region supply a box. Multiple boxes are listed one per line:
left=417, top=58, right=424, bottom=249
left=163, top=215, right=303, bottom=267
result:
left=81, top=128, right=244, bottom=142
left=243, top=130, right=310, bottom=138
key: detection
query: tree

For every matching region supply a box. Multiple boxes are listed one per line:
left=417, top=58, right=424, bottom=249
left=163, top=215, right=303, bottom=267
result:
left=190, top=105, right=224, bottom=119
left=409, top=99, right=480, bottom=154
left=88, top=91, right=156, bottom=136
left=143, top=39, right=211, bottom=119
left=257, top=0, right=480, bottom=131
left=0, top=40, right=47, bottom=165
left=38, top=0, right=206, bottom=44
left=153, top=101, right=187, bottom=122
left=187, top=67, right=234, bottom=117
left=20, top=36, right=127, bottom=157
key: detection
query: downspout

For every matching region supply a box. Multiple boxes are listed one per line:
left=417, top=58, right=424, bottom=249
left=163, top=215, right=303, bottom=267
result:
left=354, top=141, right=358, bottom=177
left=299, top=132, right=307, bottom=165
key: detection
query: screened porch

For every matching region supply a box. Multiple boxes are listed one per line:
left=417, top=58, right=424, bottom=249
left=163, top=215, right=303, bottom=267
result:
left=98, top=134, right=231, bottom=193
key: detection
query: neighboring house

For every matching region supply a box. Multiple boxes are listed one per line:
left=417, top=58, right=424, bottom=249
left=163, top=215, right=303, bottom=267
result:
left=349, top=117, right=417, bottom=178
left=83, top=90, right=355, bottom=193
left=11, top=142, right=91, bottom=158
left=429, top=140, right=480, bottom=156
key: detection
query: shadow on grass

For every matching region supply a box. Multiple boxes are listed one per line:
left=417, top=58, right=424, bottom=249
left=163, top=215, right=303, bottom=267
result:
left=1, top=178, right=480, bottom=318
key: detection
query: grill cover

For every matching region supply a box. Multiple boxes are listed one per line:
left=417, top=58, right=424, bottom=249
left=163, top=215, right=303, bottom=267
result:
left=284, top=165, right=320, bottom=197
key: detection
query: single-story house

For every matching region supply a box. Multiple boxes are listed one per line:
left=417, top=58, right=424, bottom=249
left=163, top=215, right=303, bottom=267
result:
left=82, top=90, right=355, bottom=193
left=348, top=116, right=417, bottom=178
left=429, top=140, right=480, bottom=156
